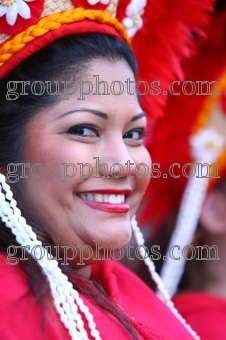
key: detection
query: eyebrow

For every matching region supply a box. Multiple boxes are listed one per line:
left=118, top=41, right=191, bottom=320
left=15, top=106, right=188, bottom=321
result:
left=59, top=108, right=146, bottom=121
left=59, top=108, right=108, bottom=120
left=131, top=112, right=146, bottom=122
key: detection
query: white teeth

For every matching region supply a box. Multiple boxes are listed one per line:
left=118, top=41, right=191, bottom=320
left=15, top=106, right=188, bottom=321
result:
left=87, top=193, right=94, bottom=202
left=116, top=195, right=121, bottom=204
left=80, top=193, right=126, bottom=204
left=103, top=195, right=108, bottom=202
left=95, top=194, right=102, bottom=202
left=109, top=194, right=117, bottom=204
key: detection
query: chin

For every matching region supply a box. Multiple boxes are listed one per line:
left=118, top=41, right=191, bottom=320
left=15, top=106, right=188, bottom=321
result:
left=111, top=227, right=132, bottom=249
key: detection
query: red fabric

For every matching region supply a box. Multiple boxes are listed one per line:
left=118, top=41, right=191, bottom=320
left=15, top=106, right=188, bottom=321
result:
left=0, top=253, right=193, bottom=339
left=72, top=1, right=108, bottom=11
left=173, top=291, right=226, bottom=340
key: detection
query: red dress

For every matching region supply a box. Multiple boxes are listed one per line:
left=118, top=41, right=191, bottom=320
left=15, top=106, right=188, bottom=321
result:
left=173, top=291, right=226, bottom=340
left=0, top=254, right=193, bottom=339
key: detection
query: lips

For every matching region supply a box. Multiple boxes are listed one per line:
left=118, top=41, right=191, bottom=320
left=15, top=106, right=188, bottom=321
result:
left=77, top=191, right=130, bottom=213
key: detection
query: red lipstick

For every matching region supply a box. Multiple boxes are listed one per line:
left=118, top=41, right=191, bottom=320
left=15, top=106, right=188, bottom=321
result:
left=78, top=189, right=132, bottom=195
left=81, top=200, right=129, bottom=213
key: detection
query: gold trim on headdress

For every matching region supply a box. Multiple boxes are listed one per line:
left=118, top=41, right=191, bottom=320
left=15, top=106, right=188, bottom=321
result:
left=0, top=8, right=130, bottom=68
left=0, top=0, right=123, bottom=45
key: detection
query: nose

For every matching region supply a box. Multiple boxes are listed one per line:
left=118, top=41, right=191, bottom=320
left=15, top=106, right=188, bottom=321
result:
left=94, top=141, right=136, bottom=179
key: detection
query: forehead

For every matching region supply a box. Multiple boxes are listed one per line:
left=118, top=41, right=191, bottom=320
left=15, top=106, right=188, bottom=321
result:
left=41, top=59, right=140, bottom=121
left=24, top=58, right=143, bottom=130
left=88, top=58, right=135, bottom=82
left=83, top=58, right=139, bottom=108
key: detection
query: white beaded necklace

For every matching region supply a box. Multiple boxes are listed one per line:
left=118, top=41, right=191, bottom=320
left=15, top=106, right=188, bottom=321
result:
left=0, top=173, right=199, bottom=340
left=131, top=216, right=200, bottom=340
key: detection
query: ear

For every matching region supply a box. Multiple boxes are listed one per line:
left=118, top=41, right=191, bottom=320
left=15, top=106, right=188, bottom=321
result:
left=200, top=190, right=226, bottom=235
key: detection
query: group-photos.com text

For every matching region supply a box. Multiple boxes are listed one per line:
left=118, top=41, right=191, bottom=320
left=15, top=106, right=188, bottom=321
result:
left=6, top=242, right=220, bottom=265
left=5, top=78, right=219, bottom=100
left=6, top=159, right=220, bottom=183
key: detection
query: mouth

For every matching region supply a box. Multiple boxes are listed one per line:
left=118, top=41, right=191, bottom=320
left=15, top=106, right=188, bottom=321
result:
left=77, top=191, right=130, bottom=213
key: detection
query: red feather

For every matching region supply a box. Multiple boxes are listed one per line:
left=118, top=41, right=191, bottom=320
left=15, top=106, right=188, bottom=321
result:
left=132, top=0, right=214, bottom=121
left=139, top=9, right=226, bottom=234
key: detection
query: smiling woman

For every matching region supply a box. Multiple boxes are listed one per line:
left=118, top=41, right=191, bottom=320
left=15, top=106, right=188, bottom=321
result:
left=0, top=0, right=213, bottom=339
left=0, top=32, right=186, bottom=340
left=17, top=53, right=150, bottom=263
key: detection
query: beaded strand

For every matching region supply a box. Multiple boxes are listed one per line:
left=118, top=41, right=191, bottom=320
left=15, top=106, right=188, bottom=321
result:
left=131, top=216, right=200, bottom=340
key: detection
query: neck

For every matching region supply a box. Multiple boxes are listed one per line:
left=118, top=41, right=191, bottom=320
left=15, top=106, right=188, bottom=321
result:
left=70, top=264, right=92, bottom=281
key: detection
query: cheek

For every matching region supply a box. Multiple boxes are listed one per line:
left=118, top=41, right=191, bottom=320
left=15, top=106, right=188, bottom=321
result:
left=24, top=135, right=83, bottom=164
left=20, top=138, right=82, bottom=214
left=134, top=147, right=152, bottom=189
left=129, top=148, right=151, bottom=218
left=22, top=133, right=94, bottom=185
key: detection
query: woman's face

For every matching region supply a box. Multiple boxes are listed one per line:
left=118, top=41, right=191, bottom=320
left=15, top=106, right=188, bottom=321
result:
left=21, top=59, right=151, bottom=265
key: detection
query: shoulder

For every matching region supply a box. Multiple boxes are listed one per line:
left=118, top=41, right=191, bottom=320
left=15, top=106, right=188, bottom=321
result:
left=173, top=291, right=226, bottom=340
left=0, top=253, right=29, bottom=302
left=93, top=260, right=194, bottom=340
left=0, top=254, right=69, bottom=340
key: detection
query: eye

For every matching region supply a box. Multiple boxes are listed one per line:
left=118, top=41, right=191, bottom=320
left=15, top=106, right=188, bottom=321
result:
left=67, top=125, right=99, bottom=137
left=123, top=128, right=145, bottom=140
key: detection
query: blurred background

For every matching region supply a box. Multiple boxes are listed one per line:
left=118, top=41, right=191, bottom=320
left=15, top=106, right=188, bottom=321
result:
left=121, top=1, right=226, bottom=338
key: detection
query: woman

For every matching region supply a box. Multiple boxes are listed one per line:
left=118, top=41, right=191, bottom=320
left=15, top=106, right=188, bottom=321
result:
left=0, top=0, right=213, bottom=339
